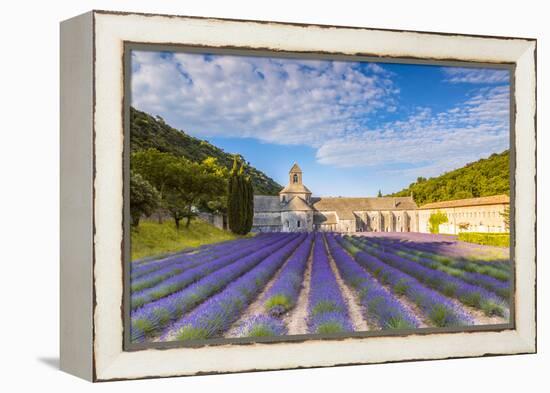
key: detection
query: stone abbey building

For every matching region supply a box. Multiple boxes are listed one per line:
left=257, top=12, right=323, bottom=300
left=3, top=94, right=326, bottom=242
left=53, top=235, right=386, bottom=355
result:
left=253, top=164, right=418, bottom=233
left=252, top=163, right=509, bottom=234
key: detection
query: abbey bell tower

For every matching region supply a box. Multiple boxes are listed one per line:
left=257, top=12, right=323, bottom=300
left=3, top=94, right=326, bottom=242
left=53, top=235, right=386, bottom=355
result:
left=279, top=163, right=312, bottom=204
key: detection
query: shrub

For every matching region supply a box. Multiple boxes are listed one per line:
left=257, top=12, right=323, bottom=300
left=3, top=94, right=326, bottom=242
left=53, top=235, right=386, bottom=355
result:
left=458, top=232, right=510, bottom=247
left=428, top=211, right=448, bottom=234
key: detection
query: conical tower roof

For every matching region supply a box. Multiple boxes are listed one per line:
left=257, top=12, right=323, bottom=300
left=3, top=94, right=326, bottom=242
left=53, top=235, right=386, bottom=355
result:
left=289, top=163, right=302, bottom=173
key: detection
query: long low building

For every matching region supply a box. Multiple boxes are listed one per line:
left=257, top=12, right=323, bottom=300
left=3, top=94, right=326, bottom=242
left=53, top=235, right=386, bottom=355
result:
left=417, top=195, right=510, bottom=234
left=252, top=163, right=509, bottom=234
left=253, top=163, right=418, bottom=233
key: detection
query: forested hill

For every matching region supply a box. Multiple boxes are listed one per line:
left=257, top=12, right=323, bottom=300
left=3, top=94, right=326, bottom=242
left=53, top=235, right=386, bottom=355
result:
left=388, top=150, right=510, bottom=205
left=130, top=107, right=282, bottom=195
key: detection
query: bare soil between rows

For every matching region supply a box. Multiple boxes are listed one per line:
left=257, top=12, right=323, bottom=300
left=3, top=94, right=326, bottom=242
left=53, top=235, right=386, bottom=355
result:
left=225, top=241, right=306, bottom=338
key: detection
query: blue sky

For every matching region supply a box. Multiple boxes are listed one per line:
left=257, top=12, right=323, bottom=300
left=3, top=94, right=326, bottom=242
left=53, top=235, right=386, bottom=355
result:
left=131, top=51, right=510, bottom=197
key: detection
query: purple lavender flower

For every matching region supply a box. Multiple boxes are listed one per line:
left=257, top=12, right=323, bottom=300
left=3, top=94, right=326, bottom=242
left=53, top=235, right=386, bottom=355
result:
left=130, top=234, right=271, bottom=281
left=131, top=234, right=298, bottom=342
left=307, top=234, right=353, bottom=334
left=348, top=236, right=509, bottom=318
left=359, top=236, right=511, bottom=299
left=326, top=234, right=420, bottom=330
left=336, top=236, right=474, bottom=327
left=131, top=234, right=284, bottom=309
left=163, top=234, right=307, bottom=342
left=237, top=315, right=288, bottom=337
left=262, top=234, right=314, bottom=317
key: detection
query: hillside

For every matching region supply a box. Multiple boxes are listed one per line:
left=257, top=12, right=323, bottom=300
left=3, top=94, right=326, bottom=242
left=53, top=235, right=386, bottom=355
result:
left=389, top=150, right=510, bottom=205
left=130, top=107, right=282, bottom=195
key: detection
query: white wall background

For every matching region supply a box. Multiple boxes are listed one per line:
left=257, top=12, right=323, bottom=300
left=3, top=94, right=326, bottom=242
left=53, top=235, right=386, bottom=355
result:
left=0, top=0, right=546, bottom=391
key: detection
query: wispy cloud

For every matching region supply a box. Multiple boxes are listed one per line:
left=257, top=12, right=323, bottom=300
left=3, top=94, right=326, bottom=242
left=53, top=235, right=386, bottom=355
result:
left=442, top=67, right=510, bottom=84
left=132, top=52, right=509, bottom=182
left=316, top=85, right=509, bottom=177
left=131, top=51, right=398, bottom=147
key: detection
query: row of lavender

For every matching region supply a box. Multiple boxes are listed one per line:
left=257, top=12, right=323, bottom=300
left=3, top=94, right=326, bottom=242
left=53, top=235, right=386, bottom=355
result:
left=346, top=236, right=509, bottom=318
left=360, top=236, right=510, bottom=297
left=130, top=231, right=510, bottom=344
left=335, top=236, right=474, bottom=327
left=131, top=234, right=265, bottom=281
left=363, top=231, right=510, bottom=263
left=230, top=233, right=355, bottom=337
left=131, top=234, right=285, bottom=309
left=131, top=233, right=299, bottom=341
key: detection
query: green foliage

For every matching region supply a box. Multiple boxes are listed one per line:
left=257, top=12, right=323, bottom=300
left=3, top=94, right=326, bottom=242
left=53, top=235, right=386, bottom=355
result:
left=377, top=189, right=382, bottom=197
left=131, top=148, right=178, bottom=198
left=429, top=305, right=454, bottom=327
left=500, top=206, right=510, bottom=231
left=311, top=301, right=341, bottom=316
left=164, top=155, right=227, bottom=229
left=132, top=149, right=227, bottom=229
left=247, top=325, right=276, bottom=337
left=428, top=211, right=448, bottom=234
left=129, top=171, right=160, bottom=227
left=265, top=295, right=292, bottom=312
left=316, top=322, right=344, bottom=334
left=227, top=157, right=254, bottom=235
left=458, top=232, right=510, bottom=247
left=175, top=326, right=210, bottom=341
left=388, top=150, right=510, bottom=204
left=130, top=218, right=248, bottom=261
left=130, top=107, right=281, bottom=195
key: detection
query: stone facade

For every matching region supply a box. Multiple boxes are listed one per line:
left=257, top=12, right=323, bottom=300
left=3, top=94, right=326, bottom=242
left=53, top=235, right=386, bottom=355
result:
left=417, top=195, right=510, bottom=234
left=253, top=164, right=418, bottom=233
left=252, top=164, right=510, bottom=234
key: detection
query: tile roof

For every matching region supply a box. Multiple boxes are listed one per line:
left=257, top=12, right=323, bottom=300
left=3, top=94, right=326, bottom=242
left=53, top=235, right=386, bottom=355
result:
left=313, top=212, right=338, bottom=225
left=253, top=195, right=282, bottom=212
left=279, top=183, right=312, bottom=194
left=419, top=194, right=510, bottom=210
left=282, top=196, right=313, bottom=211
left=312, top=196, right=417, bottom=220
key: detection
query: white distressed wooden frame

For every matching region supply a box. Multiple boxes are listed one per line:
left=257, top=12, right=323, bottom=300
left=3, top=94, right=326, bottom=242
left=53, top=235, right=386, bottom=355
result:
left=60, top=10, right=536, bottom=382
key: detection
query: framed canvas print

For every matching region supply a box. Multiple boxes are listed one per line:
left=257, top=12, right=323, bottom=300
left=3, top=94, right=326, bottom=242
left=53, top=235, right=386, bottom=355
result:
left=60, top=10, right=537, bottom=382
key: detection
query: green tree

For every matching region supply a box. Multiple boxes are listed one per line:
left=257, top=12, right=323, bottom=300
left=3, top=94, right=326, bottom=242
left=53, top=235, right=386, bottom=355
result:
left=131, top=148, right=178, bottom=222
left=377, top=190, right=383, bottom=197
left=428, top=211, right=448, bottom=234
left=227, top=157, right=254, bottom=235
left=388, top=150, right=510, bottom=205
left=198, top=157, right=230, bottom=215
left=129, top=171, right=160, bottom=227
left=164, top=157, right=227, bottom=229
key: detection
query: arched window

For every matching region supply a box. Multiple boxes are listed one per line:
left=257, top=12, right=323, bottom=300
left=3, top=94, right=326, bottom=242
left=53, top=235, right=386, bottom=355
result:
left=285, top=220, right=289, bottom=228
left=293, top=174, right=298, bottom=183
left=297, top=220, right=301, bottom=228
left=282, top=195, right=286, bottom=203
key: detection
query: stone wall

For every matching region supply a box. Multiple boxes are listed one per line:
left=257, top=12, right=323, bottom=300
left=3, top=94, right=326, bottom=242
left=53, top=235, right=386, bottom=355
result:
left=418, top=204, right=509, bottom=234
left=281, top=211, right=313, bottom=232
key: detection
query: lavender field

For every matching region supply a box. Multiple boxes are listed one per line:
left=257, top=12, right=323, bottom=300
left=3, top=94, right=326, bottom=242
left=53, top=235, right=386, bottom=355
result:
left=130, top=232, right=511, bottom=343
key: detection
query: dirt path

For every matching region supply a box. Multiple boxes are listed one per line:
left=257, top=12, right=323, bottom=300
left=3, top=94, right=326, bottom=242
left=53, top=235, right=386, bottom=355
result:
left=284, top=245, right=313, bottom=335
left=337, top=240, right=432, bottom=329
left=324, top=237, right=369, bottom=332
left=377, top=281, right=431, bottom=328
left=224, top=246, right=300, bottom=338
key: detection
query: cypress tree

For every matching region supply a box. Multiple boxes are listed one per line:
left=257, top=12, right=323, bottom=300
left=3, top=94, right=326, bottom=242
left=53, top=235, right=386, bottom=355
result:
left=227, top=157, right=255, bottom=235
left=227, top=156, right=239, bottom=233
left=238, top=163, right=246, bottom=234
left=243, top=175, right=254, bottom=233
